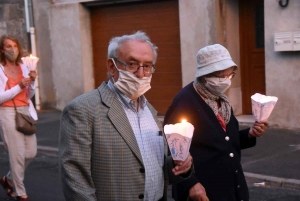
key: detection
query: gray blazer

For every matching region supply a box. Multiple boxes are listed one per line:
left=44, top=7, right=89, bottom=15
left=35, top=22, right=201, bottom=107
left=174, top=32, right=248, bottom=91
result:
left=59, top=82, right=190, bottom=201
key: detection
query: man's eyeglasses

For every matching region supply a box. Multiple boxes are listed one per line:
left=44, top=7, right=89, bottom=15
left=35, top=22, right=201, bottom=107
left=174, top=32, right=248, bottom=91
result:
left=113, top=58, right=156, bottom=74
left=211, top=72, right=236, bottom=82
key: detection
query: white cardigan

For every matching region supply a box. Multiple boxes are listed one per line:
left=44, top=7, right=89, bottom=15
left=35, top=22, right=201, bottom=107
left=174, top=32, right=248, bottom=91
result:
left=0, top=64, right=38, bottom=120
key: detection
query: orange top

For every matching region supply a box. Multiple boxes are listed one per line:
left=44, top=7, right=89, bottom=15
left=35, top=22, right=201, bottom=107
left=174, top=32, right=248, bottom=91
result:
left=1, top=66, right=29, bottom=107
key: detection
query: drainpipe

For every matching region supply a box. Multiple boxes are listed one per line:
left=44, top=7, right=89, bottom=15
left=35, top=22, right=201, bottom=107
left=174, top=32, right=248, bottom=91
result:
left=24, top=0, right=41, bottom=110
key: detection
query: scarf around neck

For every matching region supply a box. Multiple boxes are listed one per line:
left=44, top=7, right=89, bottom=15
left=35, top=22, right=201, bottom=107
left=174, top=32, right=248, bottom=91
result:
left=193, top=79, right=231, bottom=125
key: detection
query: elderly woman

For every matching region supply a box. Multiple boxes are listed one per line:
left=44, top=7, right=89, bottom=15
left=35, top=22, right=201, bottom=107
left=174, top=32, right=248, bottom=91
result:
left=0, top=35, right=37, bottom=201
left=164, top=44, right=268, bottom=201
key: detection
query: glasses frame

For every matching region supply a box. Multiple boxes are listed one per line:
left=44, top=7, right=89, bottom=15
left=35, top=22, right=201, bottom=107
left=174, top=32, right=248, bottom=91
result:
left=211, top=72, right=236, bottom=82
left=113, top=58, right=156, bottom=74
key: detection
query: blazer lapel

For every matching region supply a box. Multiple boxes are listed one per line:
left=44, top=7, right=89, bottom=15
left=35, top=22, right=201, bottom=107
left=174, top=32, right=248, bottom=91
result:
left=98, top=83, right=143, bottom=164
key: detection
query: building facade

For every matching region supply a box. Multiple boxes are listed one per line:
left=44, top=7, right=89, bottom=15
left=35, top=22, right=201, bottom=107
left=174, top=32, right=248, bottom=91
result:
left=23, top=0, right=300, bottom=129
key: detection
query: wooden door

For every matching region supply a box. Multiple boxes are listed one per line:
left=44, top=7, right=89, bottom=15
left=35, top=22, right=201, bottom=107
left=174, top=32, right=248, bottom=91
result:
left=90, top=1, right=181, bottom=115
left=239, top=0, right=265, bottom=114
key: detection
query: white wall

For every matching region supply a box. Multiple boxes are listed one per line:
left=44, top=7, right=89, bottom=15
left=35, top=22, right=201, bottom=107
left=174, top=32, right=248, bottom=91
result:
left=33, top=0, right=56, bottom=108
left=33, top=1, right=94, bottom=110
left=265, top=0, right=300, bottom=129
left=221, top=0, right=242, bottom=115
left=178, top=0, right=217, bottom=87
left=179, top=0, right=242, bottom=115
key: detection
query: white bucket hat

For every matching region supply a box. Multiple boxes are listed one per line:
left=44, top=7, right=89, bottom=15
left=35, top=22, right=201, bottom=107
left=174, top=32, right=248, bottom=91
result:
left=195, top=44, right=237, bottom=78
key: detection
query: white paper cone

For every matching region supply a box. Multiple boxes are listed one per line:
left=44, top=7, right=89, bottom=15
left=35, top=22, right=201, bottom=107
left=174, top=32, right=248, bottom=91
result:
left=251, top=93, right=278, bottom=122
left=21, top=56, right=39, bottom=71
left=164, top=122, right=194, bottom=161
left=165, top=133, right=191, bottom=161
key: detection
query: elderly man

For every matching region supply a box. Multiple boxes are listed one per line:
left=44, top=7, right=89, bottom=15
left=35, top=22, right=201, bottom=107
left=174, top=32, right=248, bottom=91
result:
left=59, top=31, right=193, bottom=201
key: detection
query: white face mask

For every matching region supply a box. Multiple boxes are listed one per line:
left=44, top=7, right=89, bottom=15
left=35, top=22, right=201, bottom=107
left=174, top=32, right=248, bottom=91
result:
left=112, top=62, right=152, bottom=100
left=204, top=77, right=231, bottom=96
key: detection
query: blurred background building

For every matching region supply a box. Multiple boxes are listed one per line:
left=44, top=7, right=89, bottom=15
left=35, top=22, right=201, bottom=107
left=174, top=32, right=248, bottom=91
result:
left=1, top=0, right=299, bottom=129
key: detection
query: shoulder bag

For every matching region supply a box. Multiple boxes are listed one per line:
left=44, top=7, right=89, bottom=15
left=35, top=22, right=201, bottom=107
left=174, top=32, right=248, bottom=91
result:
left=6, top=81, right=36, bottom=135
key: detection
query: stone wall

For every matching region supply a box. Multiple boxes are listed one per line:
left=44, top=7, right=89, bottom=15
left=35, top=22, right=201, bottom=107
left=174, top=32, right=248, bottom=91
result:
left=0, top=0, right=29, bottom=55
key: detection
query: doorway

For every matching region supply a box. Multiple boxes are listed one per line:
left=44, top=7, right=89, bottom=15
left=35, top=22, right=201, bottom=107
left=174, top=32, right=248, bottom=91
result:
left=239, top=0, right=266, bottom=114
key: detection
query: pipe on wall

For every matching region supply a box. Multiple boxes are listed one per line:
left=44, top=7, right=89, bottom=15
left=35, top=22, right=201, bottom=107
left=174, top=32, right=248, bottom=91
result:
left=24, top=0, right=41, bottom=110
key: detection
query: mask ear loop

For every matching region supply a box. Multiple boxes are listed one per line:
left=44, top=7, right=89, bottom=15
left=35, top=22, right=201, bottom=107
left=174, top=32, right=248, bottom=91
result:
left=111, top=58, right=121, bottom=71
left=110, top=58, right=119, bottom=83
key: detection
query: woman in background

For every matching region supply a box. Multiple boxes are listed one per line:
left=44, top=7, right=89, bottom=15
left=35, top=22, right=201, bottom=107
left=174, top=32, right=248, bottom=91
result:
left=0, top=35, right=37, bottom=201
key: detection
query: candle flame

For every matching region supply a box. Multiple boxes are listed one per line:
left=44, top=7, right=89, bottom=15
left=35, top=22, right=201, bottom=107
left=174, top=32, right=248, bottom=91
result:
left=29, top=54, right=37, bottom=59
left=182, top=119, right=187, bottom=123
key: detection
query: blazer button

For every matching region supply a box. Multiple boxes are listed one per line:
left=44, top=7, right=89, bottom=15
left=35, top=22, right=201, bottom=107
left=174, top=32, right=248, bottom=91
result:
left=225, top=136, right=230, bottom=141
left=230, top=153, right=234, bottom=157
left=138, top=194, right=144, bottom=199
left=139, top=168, right=145, bottom=173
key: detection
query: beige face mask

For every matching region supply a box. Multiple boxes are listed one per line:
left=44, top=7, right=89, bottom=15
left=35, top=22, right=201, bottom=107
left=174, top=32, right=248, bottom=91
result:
left=4, top=48, right=19, bottom=62
left=112, top=61, right=152, bottom=100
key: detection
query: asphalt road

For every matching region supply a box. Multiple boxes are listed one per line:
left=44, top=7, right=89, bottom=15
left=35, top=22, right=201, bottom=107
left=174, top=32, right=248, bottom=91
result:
left=1, top=112, right=300, bottom=201
left=1, top=149, right=300, bottom=201
left=248, top=183, right=300, bottom=201
left=0, top=150, right=64, bottom=201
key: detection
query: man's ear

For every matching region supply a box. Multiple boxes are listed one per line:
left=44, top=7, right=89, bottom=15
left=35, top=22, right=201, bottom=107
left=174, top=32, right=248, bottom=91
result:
left=107, top=59, right=116, bottom=76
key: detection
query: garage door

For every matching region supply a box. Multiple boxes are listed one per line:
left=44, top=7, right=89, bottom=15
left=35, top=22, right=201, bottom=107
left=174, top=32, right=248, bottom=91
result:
left=90, top=0, right=181, bottom=115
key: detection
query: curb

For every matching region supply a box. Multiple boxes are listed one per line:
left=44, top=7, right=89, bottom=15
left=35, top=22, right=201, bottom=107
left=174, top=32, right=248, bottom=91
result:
left=0, top=142, right=58, bottom=157
left=244, top=172, right=300, bottom=190
left=2, top=144, right=300, bottom=190
left=37, top=145, right=58, bottom=156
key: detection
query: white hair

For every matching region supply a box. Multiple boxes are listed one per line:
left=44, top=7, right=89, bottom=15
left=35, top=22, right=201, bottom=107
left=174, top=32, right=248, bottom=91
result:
left=107, top=31, right=158, bottom=63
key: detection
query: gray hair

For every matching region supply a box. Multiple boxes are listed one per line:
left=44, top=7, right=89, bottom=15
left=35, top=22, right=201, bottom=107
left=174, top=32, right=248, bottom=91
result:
left=107, top=31, right=158, bottom=63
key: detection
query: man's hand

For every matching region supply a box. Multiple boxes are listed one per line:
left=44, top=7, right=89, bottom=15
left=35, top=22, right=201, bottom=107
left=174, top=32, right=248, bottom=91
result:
left=172, top=153, right=193, bottom=175
left=188, top=183, right=209, bottom=201
left=249, top=121, right=268, bottom=138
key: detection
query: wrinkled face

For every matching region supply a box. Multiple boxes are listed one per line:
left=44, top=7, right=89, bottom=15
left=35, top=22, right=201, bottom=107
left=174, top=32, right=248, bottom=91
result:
left=107, top=40, right=154, bottom=81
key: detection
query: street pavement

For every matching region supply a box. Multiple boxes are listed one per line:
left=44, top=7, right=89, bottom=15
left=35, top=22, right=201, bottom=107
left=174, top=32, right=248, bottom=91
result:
left=1, top=110, right=300, bottom=200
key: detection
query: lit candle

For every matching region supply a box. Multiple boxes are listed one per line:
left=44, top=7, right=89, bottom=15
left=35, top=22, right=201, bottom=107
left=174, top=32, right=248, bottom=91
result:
left=21, top=55, right=39, bottom=71
left=181, top=119, right=187, bottom=136
left=164, top=120, right=194, bottom=161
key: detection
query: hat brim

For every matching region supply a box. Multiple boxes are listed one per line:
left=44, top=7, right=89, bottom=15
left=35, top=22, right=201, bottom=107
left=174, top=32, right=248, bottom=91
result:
left=195, top=59, right=237, bottom=78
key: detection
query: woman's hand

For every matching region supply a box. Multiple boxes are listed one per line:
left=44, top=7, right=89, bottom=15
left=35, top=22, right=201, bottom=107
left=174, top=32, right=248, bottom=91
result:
left=19, top=78, right=32, bottom=89
left=172, top=153, right=193, bottom=175
left=188, top=182, right=209, bottom=201
left=28, top=71, right=37, bottom=81
left=249, top=121, right=268, bottom=137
